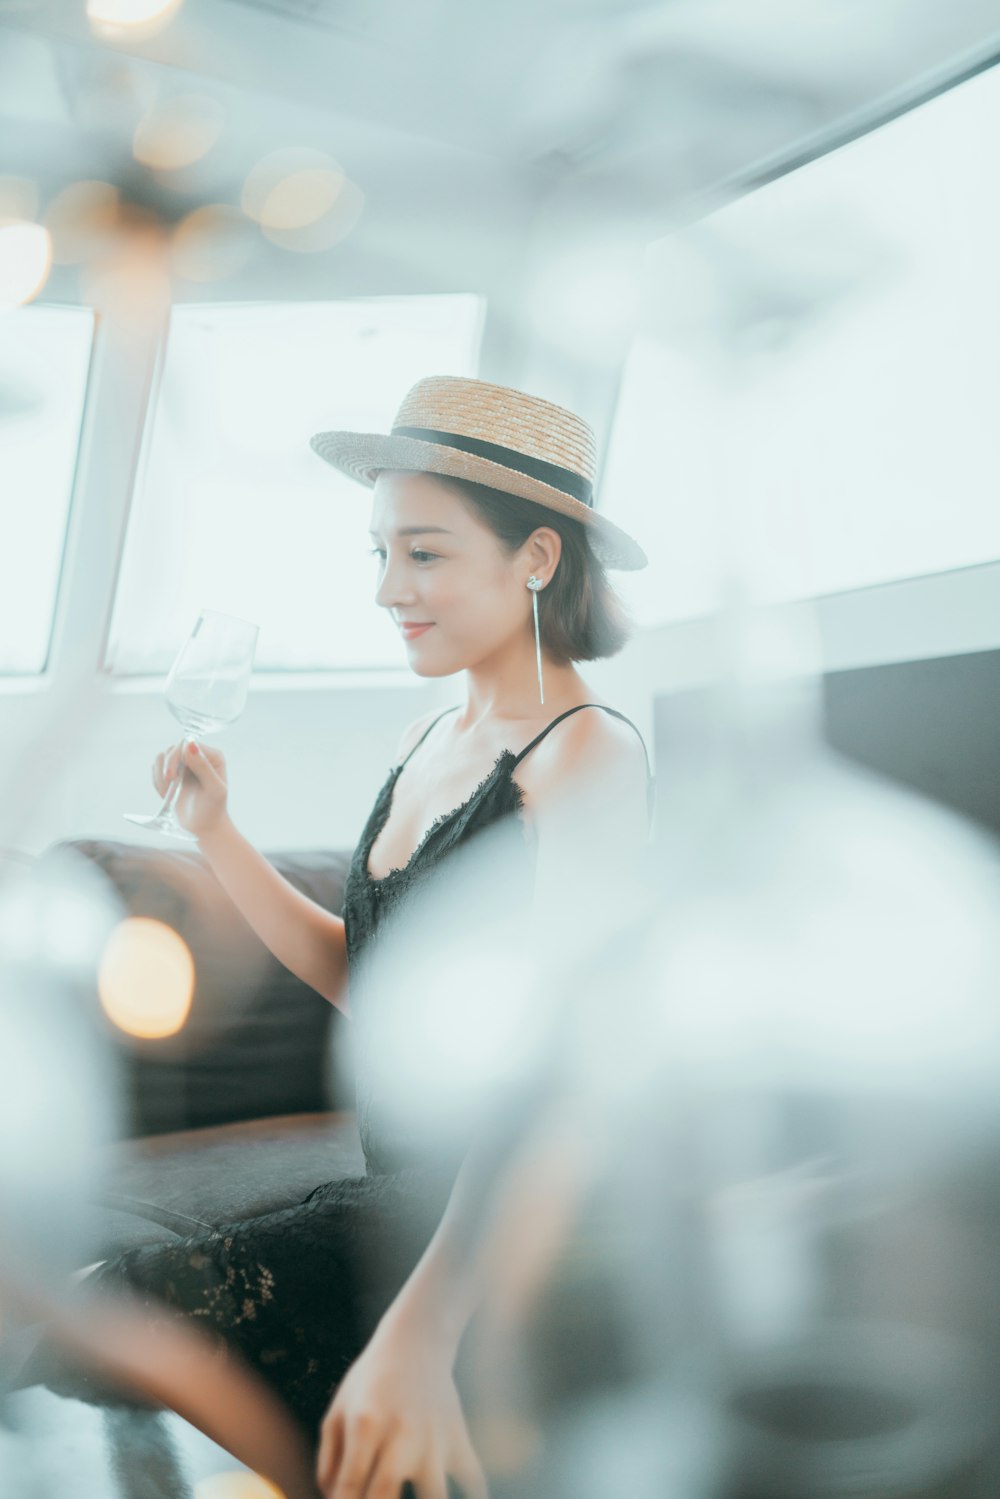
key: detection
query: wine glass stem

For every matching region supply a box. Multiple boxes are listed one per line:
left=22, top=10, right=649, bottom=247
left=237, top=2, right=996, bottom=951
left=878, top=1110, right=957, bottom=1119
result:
left=163, top=735, right=196, bottom=816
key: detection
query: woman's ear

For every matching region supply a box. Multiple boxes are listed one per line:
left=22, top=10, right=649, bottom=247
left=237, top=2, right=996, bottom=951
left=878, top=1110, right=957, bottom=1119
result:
left=528, top=526, right=562, bottom=582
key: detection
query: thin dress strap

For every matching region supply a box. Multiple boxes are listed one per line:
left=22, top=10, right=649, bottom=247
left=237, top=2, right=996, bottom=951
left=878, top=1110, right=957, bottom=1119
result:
left=511, top=703, right=653, bottom=778
left=397, top=705, right=460, bottom=768
left=514, top=703, right=656, bottom=826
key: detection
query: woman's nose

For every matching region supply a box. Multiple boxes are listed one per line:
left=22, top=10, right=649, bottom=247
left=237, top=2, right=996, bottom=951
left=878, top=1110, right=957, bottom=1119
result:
left=374, top=556, right=414, bottom=610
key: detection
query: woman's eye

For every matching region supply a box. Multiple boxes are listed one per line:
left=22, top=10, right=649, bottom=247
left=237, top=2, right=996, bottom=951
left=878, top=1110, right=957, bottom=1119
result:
left=367, top=547, right=438, bottom=563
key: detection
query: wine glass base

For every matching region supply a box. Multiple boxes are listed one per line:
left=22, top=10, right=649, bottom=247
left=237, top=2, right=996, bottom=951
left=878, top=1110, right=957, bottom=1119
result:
left=123, top=813, right=199, bottom=843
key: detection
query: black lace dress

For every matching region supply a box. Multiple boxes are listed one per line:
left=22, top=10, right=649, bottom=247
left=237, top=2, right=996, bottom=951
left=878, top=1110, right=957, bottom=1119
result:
left=33, top=704, right=653, bottom=1446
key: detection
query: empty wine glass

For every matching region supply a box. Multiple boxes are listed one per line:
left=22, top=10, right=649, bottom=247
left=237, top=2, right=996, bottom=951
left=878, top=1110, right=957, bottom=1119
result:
left=124, top=608, right=259, bottom=842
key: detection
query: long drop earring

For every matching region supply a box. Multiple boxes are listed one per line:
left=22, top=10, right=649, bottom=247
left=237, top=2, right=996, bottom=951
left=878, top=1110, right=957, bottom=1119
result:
left=526, top=575, right=545, bottom=705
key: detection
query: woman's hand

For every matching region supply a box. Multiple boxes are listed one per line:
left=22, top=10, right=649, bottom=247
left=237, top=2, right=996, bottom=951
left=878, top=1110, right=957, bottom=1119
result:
left=316, top=1312, right=488, bottom=1499
left=153, top=741, right=230, bottom=839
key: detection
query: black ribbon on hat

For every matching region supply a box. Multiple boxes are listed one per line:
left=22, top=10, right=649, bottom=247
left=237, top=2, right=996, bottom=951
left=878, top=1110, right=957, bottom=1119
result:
left=392, top=424, right=593, bottom=507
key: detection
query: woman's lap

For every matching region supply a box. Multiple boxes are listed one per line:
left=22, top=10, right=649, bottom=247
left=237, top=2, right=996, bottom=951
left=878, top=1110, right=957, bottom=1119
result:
left=22, top=1167, right=452, bottom=1442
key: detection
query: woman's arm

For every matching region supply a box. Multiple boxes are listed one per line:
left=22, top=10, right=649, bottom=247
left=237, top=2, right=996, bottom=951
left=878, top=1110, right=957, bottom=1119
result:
left=155, top=738, right=351, bottom=1011
left=315, top=1126, right=532, bottom=1499
left=179, top=710, right=444, bottom=1014
left=198, top=813, right=350, bottom=1012
left=316, top=711, right=650, bottom=1497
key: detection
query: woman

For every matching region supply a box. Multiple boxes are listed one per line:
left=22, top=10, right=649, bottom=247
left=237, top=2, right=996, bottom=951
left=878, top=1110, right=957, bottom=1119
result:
left=37, top=377, right=654, bottom=1498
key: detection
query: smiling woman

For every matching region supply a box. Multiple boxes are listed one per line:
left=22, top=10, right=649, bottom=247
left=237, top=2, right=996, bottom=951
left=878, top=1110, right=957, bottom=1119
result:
left=366, top=470, right=635, bottom=694
left=25, top=375, right=654, bottom=1499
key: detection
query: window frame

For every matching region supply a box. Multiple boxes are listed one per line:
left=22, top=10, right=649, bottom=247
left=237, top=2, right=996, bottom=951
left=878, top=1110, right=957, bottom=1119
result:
left=101, top=291, right=487, bottom=682
left=0, top=301, right=99, bottom=680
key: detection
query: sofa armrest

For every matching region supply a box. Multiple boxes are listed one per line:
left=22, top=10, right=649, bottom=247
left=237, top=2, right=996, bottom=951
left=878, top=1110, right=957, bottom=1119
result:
left=42, top=839, right=355, bottom=1139
left=83, top=1112, right=367, bottom=1261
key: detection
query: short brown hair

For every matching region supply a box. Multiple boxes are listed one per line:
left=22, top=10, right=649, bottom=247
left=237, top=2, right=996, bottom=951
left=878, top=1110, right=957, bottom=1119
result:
left=437, top=475, right=634, bottom=664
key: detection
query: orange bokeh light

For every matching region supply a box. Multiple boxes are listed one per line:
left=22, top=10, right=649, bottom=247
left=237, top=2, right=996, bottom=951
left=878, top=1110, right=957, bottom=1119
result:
left=133, top=95, right=225, bottom=171
left=43, top=180, right=121, bottom=266
left=98, top=917, right=195, bottom=1039
left=241, top=150, right=364, bottom=255
left=171, top=205, right=253, bottom=282
left=193, top=1472, right=286, bottom=1499
left=257, top=168, right=344, bottom=232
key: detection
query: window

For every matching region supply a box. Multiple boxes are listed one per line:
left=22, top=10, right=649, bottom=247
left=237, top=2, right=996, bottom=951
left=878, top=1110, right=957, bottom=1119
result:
left=0, top=304, right=94, bottom=674
left=106, top=294, right=485, bottom=673
left=603, top=62, right=1000, bottom=627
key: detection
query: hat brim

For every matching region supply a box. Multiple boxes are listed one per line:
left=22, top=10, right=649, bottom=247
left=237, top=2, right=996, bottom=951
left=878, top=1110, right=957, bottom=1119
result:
left=310, top=430, right=647, bottom=571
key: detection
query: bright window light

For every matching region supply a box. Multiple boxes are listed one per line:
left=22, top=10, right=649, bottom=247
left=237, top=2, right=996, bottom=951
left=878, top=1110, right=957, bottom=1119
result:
left=106, top=294, right=484, bottom=673
left=0, top=304, right=94, bottom=674
left=605, top=62, right=1000, bottom=628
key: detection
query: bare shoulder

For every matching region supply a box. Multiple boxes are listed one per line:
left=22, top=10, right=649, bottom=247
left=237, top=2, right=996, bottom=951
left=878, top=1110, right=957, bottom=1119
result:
left=516, top=703, right=649, bottom=818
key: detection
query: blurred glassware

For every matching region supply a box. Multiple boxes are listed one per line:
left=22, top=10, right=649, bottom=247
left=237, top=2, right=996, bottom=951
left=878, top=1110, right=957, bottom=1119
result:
left=0, top=846, right=122, bottom=1291
left=124, top=608, right=258, bottom=842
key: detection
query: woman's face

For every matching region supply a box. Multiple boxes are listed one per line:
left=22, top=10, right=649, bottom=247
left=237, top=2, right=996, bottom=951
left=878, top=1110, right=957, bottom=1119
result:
left=369, top=471, right=534, bottom=677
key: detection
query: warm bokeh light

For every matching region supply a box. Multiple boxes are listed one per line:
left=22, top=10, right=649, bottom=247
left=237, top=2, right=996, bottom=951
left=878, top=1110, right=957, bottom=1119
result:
left=241, top=149, right=342, bottom=228
left=43, top=180, right=121, bottom=266
left=0, top=222, right=52, bottom=311
left=87, top=0, right=185, bottom=37
left=241, top=148, right=363, bottom=252
left=171, top=204, right=254, bottom=282
left=133, top=94, right=226, bottom=170
left=98, top=916, right=195, bottom=1039
left=263, top=179, right=364, bottom=254
left=259, top=167, right=344, bottom=231
left=193, top=1473, right=286, bottom=1499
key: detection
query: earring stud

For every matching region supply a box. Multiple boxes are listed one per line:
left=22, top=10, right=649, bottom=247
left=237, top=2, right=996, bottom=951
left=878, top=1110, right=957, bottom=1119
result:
left=526, top=575, right=545, bottom=705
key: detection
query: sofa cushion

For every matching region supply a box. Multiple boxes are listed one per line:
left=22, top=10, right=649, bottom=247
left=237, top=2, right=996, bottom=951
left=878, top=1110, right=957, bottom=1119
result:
left=43, top=840, right=354, bottom=1138
left=83, top=1112, right=366, bottom=1263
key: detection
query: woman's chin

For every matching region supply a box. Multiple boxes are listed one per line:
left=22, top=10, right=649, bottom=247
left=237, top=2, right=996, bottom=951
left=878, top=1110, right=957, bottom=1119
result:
left=405, top=655, right=458, bottom=680
left=400, top=634, right=468, bottom=679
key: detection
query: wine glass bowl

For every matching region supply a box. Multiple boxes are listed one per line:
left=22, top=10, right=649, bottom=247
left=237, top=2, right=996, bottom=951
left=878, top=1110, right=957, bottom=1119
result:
left=125, top=609, right=259, bottom=841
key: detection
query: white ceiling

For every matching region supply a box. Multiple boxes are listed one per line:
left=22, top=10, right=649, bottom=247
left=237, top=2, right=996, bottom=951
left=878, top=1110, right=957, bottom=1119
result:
left=1, top=0, right=998, bottom=306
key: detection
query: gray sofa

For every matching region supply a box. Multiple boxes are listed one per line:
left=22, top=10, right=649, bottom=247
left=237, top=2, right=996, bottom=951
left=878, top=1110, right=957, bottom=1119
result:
left=46, top=838, right=367, bottom=1266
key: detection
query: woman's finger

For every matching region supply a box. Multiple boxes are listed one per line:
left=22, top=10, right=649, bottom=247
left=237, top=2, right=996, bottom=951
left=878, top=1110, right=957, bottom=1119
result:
left=183, top=741, right=221, bottom=787
left=316, top=1410, right=343, bottom=1493
left=364, top=1441, right=427, bottom=1499
left=415, top=1464, right=448, bottom=1499
left=328, top=1416, right=380, bottom=1499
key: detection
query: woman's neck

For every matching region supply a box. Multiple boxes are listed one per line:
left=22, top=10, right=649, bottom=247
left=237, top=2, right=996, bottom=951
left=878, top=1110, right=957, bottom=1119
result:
left=459, top=654, right=590, bottom=731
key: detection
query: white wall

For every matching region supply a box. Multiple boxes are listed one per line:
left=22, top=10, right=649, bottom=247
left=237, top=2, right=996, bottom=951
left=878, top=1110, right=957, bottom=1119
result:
left=632, top=558, right=1000, bottom=701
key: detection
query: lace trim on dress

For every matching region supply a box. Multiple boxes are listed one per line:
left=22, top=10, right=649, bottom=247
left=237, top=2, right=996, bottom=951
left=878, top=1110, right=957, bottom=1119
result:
left=365, top=748, right=524, bottom=885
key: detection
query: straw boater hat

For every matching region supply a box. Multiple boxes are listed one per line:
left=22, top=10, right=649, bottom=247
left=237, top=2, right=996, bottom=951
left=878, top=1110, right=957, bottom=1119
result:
left=310, top=375, right=647, bottom=571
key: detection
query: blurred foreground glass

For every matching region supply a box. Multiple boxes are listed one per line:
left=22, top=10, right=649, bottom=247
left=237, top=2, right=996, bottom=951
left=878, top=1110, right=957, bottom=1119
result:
left=0, top=305, right=94, bottom=674
left=124, top=608, right=257, bottom=841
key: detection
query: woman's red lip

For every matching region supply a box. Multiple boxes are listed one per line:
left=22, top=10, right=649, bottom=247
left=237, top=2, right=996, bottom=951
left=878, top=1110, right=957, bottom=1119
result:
left=400, top=623, right=433, bottom=633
